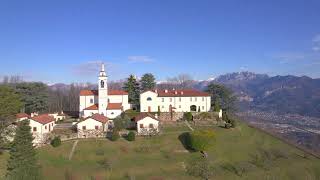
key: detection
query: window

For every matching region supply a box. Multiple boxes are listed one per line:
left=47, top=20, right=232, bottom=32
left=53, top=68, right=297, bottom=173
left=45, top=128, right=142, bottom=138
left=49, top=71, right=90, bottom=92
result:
left=140, top=124, right=144, bottom=128
left=82, top=126, right=86, bottom=130
left=95, top=126, right=99, bottom=130
left=170, top=98, right=172, bottom=102
left=45, top=126, right=47, bottom=129
left=111, top=112, right=114, bottom=115
left=100, top=80, right=104, bottom=88
left=195, top=97, right=197, bottom=102
left=202, top=106, right=205, bottom=110
left=179, top=105, right=181, bottom=108
left=202, top=97, right=205, bottom=101
left=149, top=124, right=154, bottom=128
left=33, top=127, right=37, bottom=132
left=190, top=97, right=192, bottom=101
left=161, top=105, right=164, bottom=109
left=162, top=98, right=164, bottom=102
left=90, top=98, right=93, bottom=103
left=179, top=97, right=181, bottom=102
left=147, top=97, right=152, bottom=101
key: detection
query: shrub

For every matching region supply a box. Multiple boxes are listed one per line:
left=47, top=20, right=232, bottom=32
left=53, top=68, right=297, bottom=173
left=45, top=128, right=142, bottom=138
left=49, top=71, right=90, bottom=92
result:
left=51, top=136, right=61, bottom=147
left=183, top=112, right=193, bottom=121
left=225, top=123, right=232, bottom=129
left=229, top=118, right=236, bottom=128
left=111, top=130, right=120, bottom=141
left=127, top=131, right=135, bottom=141
left=188, top=130, right=215, bottom=152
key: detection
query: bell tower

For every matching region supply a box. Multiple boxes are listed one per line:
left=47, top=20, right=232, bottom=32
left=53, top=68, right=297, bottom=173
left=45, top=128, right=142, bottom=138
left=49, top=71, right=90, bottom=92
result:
left=98, top=63, right=108, bottom=116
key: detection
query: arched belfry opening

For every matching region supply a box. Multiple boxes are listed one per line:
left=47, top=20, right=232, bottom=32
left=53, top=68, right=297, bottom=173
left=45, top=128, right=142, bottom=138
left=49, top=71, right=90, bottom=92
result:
left=101, top=80, right=104, bottom=88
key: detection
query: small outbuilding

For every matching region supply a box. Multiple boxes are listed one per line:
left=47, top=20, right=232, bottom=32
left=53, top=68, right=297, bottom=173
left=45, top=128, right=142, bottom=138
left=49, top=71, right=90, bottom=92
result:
left=77, top=113, right=109, bottom=138
left=134, top=113, right=159, bottom=135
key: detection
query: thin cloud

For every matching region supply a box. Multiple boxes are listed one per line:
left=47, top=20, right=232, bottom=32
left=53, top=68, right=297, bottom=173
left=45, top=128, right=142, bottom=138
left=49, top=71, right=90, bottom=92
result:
left=272, top=52, right=307, bottom=64
left=127, top=56, right=154, bottom=63
left=312, top=34, right=320, bottom=52
left=72, top=60, right=113, bottom=76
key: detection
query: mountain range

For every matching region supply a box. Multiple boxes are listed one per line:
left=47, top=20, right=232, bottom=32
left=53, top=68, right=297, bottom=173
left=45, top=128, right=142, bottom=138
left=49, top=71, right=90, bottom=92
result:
left=206, top=72, right=320, bottom=118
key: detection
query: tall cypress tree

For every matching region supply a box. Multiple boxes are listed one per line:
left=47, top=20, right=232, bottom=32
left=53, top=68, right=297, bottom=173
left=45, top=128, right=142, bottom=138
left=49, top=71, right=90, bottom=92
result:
left=123, top=75, right=140, bottom=107
left=140, top=73, right=156, bottom=91
left=6, top=120, right=41, bottom=180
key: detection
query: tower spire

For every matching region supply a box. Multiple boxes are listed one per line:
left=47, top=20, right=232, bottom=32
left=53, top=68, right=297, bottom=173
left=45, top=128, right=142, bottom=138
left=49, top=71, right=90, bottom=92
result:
left=101, top=63, right=105, bottom=72
left=99, top=62, right=107, bottom=77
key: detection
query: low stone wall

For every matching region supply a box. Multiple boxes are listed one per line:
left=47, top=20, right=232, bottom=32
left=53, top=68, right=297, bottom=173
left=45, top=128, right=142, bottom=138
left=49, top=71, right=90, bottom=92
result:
left=77, top=129, right=106, bottom=138
left=158, top=112, right=184, bottom=122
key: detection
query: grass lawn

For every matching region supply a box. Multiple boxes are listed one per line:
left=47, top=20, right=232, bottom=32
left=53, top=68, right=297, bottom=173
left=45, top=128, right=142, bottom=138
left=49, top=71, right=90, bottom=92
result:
left=1, top=121, right=320, bottom=179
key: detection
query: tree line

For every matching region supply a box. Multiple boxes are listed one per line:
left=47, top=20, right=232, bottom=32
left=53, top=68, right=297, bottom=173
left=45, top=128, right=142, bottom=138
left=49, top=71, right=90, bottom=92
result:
left=0, top=73, right=236, bottom=113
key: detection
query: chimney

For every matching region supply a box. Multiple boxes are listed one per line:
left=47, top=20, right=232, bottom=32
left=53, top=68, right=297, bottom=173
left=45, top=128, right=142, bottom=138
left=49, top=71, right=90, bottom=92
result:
left=164, top=89, right=168, bottom=93
left=181, top=91, right=184, bottom=95
left=175, top=90, right=178, bottom=95
left=155, top=89, right=158, bottom=93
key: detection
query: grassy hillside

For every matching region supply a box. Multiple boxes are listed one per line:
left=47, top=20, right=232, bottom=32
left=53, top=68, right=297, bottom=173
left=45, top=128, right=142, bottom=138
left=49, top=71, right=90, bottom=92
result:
left=1, top=122, right=320, bottom=179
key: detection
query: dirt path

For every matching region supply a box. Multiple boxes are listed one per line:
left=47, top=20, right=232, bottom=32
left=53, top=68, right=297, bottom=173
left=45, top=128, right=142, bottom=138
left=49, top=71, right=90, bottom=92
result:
left=68, top=140, right=78, bottom=160
left=184, top=121, right=194, bottom=131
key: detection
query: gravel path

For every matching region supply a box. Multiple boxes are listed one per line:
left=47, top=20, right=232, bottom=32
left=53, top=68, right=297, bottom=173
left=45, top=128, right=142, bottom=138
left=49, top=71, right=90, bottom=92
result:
left=184, top=121, right=194, bottom=131
left=68, top=140, right=78, bottom=160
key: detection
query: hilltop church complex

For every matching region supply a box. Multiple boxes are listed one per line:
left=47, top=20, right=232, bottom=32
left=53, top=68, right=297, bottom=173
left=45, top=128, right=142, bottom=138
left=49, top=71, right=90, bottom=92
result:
left=16, top=63, right=212, bottom=143
left=79, top=63, right=211, bottom=120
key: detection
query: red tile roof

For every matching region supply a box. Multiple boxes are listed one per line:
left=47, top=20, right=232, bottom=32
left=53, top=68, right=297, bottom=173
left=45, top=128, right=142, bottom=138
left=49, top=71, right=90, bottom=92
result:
left=16, top=113, right=30, bottom=118
left=134, top=113, right=159, bottom=122
left=109, top=90, right=128, bottom=95
left=83, top=103, right=123, bottom=110
left=80, top=90, right=98, bottom=96
left=87, top=113, right=108, bottom=123
left=107, top=103, right=123, bottom=110
left=146, top=89, right=210, bottom=97
left=83, top=104, right=99, bottom=110
left=31, top=114, right=55, bottom=124
left=80, top=90, right=128, bottom=96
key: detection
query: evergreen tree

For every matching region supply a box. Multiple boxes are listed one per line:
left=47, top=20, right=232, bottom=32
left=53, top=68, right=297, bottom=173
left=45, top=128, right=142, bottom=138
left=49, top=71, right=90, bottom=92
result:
left=6, top=120, right=41, bottom=180
left=123, top=75, right=140, bottom=106
left=206, top=83, right=236, bottom=111
left=140, top=73, right=156, bottom=91
left=15, top=82, right=49, bottom=113
left=0, top=85, right=23, bottom=150
left=213, top=98, right=220, bottom=112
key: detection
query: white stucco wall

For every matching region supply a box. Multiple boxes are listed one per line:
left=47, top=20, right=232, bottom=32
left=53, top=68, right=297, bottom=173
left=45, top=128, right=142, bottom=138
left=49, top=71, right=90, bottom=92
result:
left=16, top=117, right=28, bottom=122
left=140, top=91, right=211, bottom=113
left=80, top=94, right=130, bottom=118
left=29, top=119, right=55, bottom=144
left=79, top=95, right=98, bottom=113
left=137, top=117, right=159, bottom=135
left=83, top=110, right=99, bottom=118
left=77, top=118, right=106, bottom=131
left=106, top=109, right=122, bottom=119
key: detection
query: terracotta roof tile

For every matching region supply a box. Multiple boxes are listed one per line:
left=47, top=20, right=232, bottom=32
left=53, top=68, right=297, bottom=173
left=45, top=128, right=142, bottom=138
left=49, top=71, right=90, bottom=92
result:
left=83, top=104, right=99, bottom=110
left=80, top=90, right=128, bottom=96
left=107, top=103, right=123, bottom=110
left=83, top=103, right=123, bottom=110
left=16, top=113, right=30, bottom=118
left=134, top=113, right=159, bottom=122
left=87, top=113, right=108, bottom=123
left=146, top=89, right=210, bottom=97
left=31, top=114, right=55, bottom=124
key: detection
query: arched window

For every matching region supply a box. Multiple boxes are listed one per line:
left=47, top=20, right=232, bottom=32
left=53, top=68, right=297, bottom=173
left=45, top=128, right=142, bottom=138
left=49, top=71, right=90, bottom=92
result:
left=100, top=80, right=104, bottom=88
left=147, top=97, right=152, bottom=101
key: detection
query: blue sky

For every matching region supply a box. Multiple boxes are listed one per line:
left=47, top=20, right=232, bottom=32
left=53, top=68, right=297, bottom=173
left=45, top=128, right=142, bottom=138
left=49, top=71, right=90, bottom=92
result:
left=0, top=0, right=320, bottom=83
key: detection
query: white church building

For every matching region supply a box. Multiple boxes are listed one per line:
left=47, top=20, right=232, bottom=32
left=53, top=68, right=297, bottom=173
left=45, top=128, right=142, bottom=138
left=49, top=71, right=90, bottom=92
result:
left=79, top=64, right=131, bottom=119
